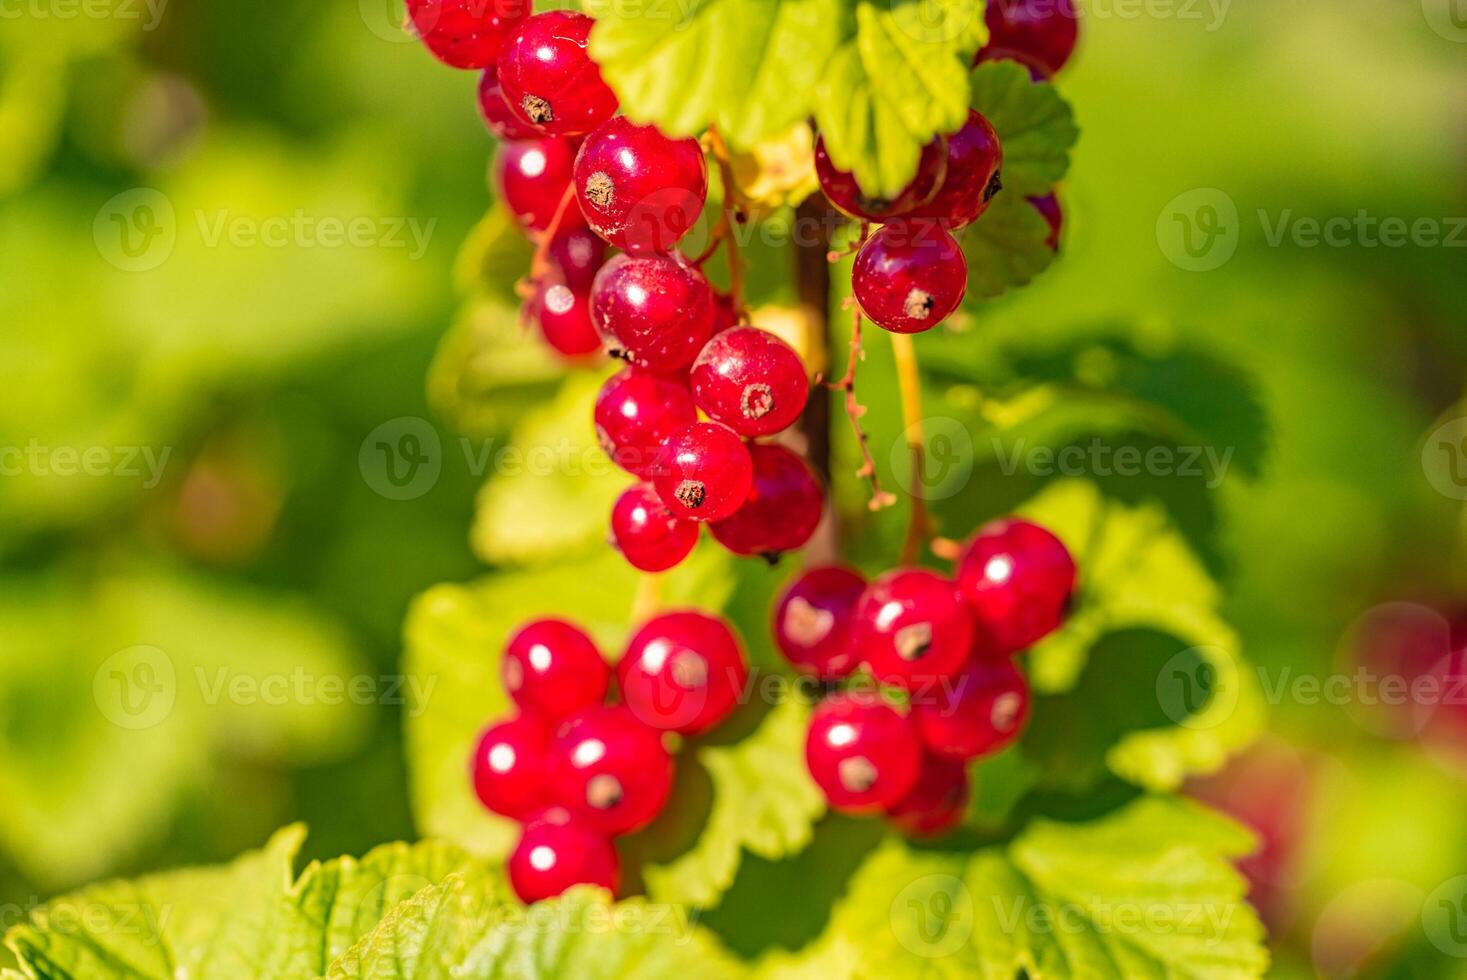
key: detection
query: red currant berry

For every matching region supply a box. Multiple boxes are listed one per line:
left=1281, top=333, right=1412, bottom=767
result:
left=1030, top=193, right=1062, bottom=251
left=532, top=283, right=601, bottom=358
left=651, top=422, right=754, bottom=523
left=773, top=566, right=866, bottom=680
left=814, top=135, right=947, bottom=221
left=618, top=611, right=749, bottom=734
left=981, top=0, right=1079, bottom=76
left=911, top=657, right=1031, bottom=760
left=805, top=691, right=922, bottom=813
left=407, top=0, right=529, bottom=70
left=495, top=138, right=584, bottom=233
left=550, top=706, right=674, bottom=835
left=547, top=227, right=607, bottom=293
left=575, top=117, right=709, bottom=254
left=851, top=223, right=967, bottom=334
left=503, top=619, right=610, bottom=721
left=509, top=807, right=619, bottom=903
left=905, top=111, right=1004, bottom=229
left=690, top=327, right=809, bottom=437
left=478, top=68, right=540, bottom=140
left=852, top=568, right=974, bottom=690
left=590, top=253, right=715, bottom=372
left=955, top=518, right=1076, bottom=654
left=885, top=752, right=970, bottom=837
left=709, top=444, right=823, bottom=558
left=471, top=713, right=550, bottom=820
left=496, top=12, right=618, bottom=137
left=610, top=482, right=699, bottom=572
left=594, top=368, right=697, bottom=477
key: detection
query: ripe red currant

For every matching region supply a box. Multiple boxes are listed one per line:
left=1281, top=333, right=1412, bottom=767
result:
left=550, top=706, right=674, bottom=836
left=981, top=0, right=1080, bottom=76
left=594, top=369, right=697, bottom=477
left=711, top=291, right=740, bottom=333
left=503, top=619, right=610, bottom=721
left=852, top=568, right=974, bottom=690
left=575, top=117, right=709, bottom=254
left=478, top=68, right=540, bottom=140
left=651, top=422, right=754, bottom=523
left=509, top=807, right=619, bottom=903
left=690, top=327, right=809, bottom=437
left=814, top=135, right=947, bottom=221
left=911, top=657, right=1031, bottom=760
left=709, top=444, right=824, bottom=558
left=495, top=138, right=584, bottom=233
left=1030, top=193, right=1062, bottom=251
left=805, top=691, right=922, bottom=813
left=471, top=713, right=550, bottom=820
left=885, top=752, right=970, bottom=837
left=618, top=611, right=749, bottom=734
left=851, top=223, right=967, bottom=334
left=955, top=518, right=1076, bottom=654
left=547, top=227, right=607, bottom=293
left=532, top=283, right=600, bottom=359
left=407, top=0, right=529, bottom=70
left=590, top=253, right=715, bottom=372
left=773, top=565, right=866, bottom=680
left=905, top=111, right=1004, bottom=229
left=610, top=482, right=699, bottom=572
left=496, top=11, right=618, bottom=137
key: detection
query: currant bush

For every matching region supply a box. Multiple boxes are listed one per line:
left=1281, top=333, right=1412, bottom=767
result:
left=575, top=117, right=709, bottom=254
left=471, top=713, right=550, bottom=820
left=773, top=565, right=866, bottom=680
left=851, top=223, right=968, bottom=334
left=709, top=443, right=824, bottom=558
left=406, top=0, right=529, bottom=70
left=618, top=611, right=749, bottom=734
left=509, top=807, right=620, bottom=902
left=610, top=482, right=700, bottom=572
left=690, top=327, right=810, bottom=437
left=496, top=11, right=619, bottom=136
left=502, top=618, right=610, bottom=721
left=651, top=421, right=754, bottom=523
left=805, top=691, right=922, bottom=813
left=851, top=568, right=974, bottom=690
left=955, top=517, right=1077, bottom=655
left=550, top=705, right=674, bottom=835
left=494, top=137, right=583, bottom=233
left=590, top=252, right=715, bottom=372
left=911, top=656, right=1033, bottom=761
left=594, top=368, right=698, bottom=478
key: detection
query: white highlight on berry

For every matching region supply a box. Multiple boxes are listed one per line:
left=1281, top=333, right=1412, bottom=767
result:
left=488, top=743, right=517, bottom=773
left=521, top=148, right=548, bottom=178
left=827, top=722, right=857, bottom=748
left=984, top=554, right=1014, bottom=585
left=529, top=845, right=557, bottom=871
left=572, top=738, right=606, bottom=767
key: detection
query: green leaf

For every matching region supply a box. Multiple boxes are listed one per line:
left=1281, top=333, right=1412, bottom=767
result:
left=5, top=829, right=492, bottom=980
left=587, top=0, right=845, bottom=150
left=403, top=550, right=736, bottom=859
left=472, top=372, right=632, bottom=566
left=969, top=60, right=1078, bottom=198
left=633, top=685, right=825, bottom=909
left=454, top=205, right=537, bottom=300
left=813, top=0, right=982, bottom=198
left=427, top=298, right=566, bottom=439
left=804, top=797, right=1268, bottom=979
left=959, top=189, right=1057, bottom=301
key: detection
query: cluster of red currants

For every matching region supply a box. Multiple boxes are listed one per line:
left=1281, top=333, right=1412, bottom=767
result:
left=471, top=611, right=750, bottom=903
left=775, top=518, right=1076, bottom=835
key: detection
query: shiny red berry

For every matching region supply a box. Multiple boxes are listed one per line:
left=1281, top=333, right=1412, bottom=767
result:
left=1030, top=193, right=1062, bottom=251
left=773, top=566, right=866, bottom=680
left=805, top=691, right=922, bottom=813
left=575, top=117, right=709, bottom=254
left=618, top=611, right=749, bottom=734
left=471, top=713, right=550, bottom=820
left=550, top=707, right=674, bottom=835
left=590, top=253, right=715, bottom=372
left=651, top=422, right=754, bottom=523
left=852, top=568, right=974, bottom=690
left=531, top=283, right=601, bottom=358
left=711, top=291, right=740, bottom=333
left=407, top=0, right=529, bottom=70
left=981, top=0, right=1080, bottom=76
left=885, top=752, right=970, bottom=837
left=496, top=11, right=618, bottom=137
left=852, top=223, right=967, bottom=334
left=547, top=227, right=607, bottom=293
left=495, top=138, right=584, bottom=233
left=905, top=111, right=1004, bottom=229
left=709, top=444, right=823, bottom=558
left=594, top=369, right=697, bottom=478
left=610, top=482, right=699, bottom=572
left=478, top=68, right=540, bottom=140
left=503, top=619, right=610, bottom=721
left=814, top=135, right=947, bottom=221
left=911, top=657, right=1031, bottom=760
left=955, top=518, right=1076, bottom=654
left=509, top=807, right=619, bottom=903
left=690, top=327, right=809, bottom=437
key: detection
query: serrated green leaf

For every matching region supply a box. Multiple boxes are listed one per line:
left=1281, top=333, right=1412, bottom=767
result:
left=427, top=298, right=566, bottom=438
left=969, top=60, right=1078, bottom=198
left=959, top=189, right=1057, bottom=300
left=472, top=372, right=632, bottom=566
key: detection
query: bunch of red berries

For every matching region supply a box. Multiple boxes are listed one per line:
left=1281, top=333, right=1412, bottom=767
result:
left=470, top=611, right=750, bottom=903
left=775, top=518, right=1076, bottom=835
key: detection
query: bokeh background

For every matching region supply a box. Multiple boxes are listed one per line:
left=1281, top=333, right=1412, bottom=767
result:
left=1, top=0, right=1465, bottom=976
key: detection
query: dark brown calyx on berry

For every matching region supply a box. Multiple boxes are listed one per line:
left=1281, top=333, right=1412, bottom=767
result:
left=675, top=480, right=706, bottom=509
left=903, top=289, right=935, bottom=320
left=895, top=622, right=934, bottom=662
left=837, top=756, right=878, bottom=793
left=784, top=597, right=835, bottom=646
left=584, top=171, right=614, bottom=209
left=521, top=94, right=553, bottom=124
left=983, top=170, right=1003, bottom=202
left=586, top=774, right=624, bottom=810
left=740, top=382, right=774, bottom=420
